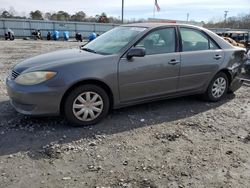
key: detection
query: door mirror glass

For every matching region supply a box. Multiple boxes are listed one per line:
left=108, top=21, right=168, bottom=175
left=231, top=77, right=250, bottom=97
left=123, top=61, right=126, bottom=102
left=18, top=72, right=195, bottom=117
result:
left=127, top=47, right=146, bottom=60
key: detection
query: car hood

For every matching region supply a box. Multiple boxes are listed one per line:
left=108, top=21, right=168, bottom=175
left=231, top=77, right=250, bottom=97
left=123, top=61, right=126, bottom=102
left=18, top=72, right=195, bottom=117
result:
left=14, top=48, right=103, bottom=73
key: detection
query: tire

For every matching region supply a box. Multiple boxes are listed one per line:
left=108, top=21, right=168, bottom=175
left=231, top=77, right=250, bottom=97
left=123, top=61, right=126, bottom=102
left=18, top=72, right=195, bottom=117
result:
left=203, top=72, right=229, bottom=102
left=63, top=84, right=110, bottom=126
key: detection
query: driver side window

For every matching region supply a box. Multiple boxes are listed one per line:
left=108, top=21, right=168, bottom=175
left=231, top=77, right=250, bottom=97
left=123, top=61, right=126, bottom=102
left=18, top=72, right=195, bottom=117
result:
left=135, top=28, right=176, bottom=55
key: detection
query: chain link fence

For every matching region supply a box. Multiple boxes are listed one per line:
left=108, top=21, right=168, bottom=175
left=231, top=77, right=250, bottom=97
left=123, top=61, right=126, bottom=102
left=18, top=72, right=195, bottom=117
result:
left=0, top=18, right=119, bottom=39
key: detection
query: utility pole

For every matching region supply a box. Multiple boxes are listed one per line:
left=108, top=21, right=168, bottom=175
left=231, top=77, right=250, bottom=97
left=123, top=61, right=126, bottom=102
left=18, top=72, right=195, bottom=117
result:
left=186, top=13, right=189, bottom=22
left=153, top=3, right=156, bottom=18
left=224, top=10, right=228, bottom=28
left=224, top=10, right=228, bottom=22
left=122, top=0, right=124, bottom=24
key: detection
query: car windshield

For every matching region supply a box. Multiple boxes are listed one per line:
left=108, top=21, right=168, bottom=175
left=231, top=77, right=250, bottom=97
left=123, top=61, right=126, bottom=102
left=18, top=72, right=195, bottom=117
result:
left=83, top=26, right=147, bottom=55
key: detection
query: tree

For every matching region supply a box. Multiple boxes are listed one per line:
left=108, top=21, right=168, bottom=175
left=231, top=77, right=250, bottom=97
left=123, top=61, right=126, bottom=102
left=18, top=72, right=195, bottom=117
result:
left=58, top=11, right=70, bottom=21
left=1, top=10, right=13, bottom=18
left=44, top=12, right=52, bottom=20
left=70, top=11, right=86, bottom=22
left=98, top=12, right=109, bottom=23
left=51, top=11, right=70, bottom=21
left=30, top=10, right=43, bottom=20
left=50, top=13, right=58, bottom=20
left=8, top=6, right=16, bottom=17
left=204, top=13, right=250, bottom=29
left=108, top=16, right=121, bottom=24
left=85, top=16, right=98, bottom=23
left=0, top=8, right=26, bottom=19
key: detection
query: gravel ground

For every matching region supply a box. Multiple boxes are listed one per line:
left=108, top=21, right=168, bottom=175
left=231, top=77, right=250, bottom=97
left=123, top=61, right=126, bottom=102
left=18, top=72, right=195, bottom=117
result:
left=0, top=39, right=250, bottom=188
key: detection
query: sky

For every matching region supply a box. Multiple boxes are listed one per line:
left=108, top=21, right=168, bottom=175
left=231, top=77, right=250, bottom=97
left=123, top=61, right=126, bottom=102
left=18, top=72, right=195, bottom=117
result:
left=1, top=0, right=250, bottom=22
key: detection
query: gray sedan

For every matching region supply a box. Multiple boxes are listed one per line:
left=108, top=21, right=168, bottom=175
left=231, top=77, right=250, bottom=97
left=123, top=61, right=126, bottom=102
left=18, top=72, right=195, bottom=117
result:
left=6, top=23, right=246, bottom=126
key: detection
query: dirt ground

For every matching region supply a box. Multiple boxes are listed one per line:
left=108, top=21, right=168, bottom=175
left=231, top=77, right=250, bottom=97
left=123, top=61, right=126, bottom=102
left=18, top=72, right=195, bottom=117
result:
left=0, top=39, right=250, bottom=188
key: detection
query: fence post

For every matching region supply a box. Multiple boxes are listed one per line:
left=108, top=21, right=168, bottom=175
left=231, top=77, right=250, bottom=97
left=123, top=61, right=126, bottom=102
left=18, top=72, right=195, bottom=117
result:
left=2, top=19, right=6, bottom=34
left=28, top=20, right=32, bottom=37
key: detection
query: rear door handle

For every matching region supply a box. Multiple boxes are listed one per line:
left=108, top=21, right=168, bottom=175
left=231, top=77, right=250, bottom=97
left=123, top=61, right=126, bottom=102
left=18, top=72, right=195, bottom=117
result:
left=214, top=54, right=222, bottom=60
left=168, top=59, right=181, bottom=65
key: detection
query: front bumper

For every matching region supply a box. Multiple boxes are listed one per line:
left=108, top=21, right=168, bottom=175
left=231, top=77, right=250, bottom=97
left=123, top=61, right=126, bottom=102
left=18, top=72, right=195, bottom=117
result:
left=6, top=76, right=64, bottom=116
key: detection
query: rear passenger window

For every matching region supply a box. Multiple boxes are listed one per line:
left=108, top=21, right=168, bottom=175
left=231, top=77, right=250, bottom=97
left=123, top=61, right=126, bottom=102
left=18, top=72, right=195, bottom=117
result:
left=180, top=28, right=218, bottom=51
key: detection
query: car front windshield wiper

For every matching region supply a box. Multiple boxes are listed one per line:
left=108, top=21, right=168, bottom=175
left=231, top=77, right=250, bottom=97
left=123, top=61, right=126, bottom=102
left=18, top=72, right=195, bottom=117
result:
left=81, top=47, right=97, bottom=54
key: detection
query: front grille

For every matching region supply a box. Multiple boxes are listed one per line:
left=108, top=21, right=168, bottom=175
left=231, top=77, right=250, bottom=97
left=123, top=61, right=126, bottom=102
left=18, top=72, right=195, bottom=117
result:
left=11, top=70, right=20, bottom=80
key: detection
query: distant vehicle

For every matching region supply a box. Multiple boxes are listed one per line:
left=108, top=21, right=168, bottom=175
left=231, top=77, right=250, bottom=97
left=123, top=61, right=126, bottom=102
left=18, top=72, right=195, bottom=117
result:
left=6, top=23, right=246, bottom=126
left=223, top=37, right=245, bottom=48
left=224, top=31, right=250, bottom=49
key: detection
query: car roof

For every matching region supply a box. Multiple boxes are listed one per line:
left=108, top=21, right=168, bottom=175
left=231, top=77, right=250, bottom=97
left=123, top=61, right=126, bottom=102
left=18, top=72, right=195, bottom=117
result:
left=123, top=22, right=202, bottom=30
left=123, top=22, right=236, bottom=50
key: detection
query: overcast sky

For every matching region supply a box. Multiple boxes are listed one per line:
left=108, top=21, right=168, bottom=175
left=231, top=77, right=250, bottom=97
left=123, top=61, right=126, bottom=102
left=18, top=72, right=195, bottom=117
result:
left=1, top=0, right=250, bottom=22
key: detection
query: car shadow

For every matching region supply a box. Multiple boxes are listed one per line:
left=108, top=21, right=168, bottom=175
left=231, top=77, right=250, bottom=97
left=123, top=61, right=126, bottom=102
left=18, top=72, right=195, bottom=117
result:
left=0, top=94, right=235, bottom=157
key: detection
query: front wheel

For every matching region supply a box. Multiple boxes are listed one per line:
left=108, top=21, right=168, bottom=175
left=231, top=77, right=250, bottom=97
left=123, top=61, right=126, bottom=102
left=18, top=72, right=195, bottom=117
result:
left=63, top=85, right=110, bottom=126
left=203, top=72, right=229, bottom=102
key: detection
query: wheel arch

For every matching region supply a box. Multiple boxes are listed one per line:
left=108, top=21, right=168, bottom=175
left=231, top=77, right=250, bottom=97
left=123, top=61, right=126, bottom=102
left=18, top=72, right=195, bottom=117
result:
left=205, top=68, right=233, bottom=92
left=60, top=79, right=114, bottom=115
left=219, top=68, right=233, bottom=85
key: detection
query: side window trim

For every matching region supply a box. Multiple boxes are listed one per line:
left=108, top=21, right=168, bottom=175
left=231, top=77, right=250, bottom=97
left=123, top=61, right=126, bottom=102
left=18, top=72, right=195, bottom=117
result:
left=199, top=29, right=221, bottom=50
left=208, top=37, right=221, bottom=50
left=200, top=30, right=221, bottom=49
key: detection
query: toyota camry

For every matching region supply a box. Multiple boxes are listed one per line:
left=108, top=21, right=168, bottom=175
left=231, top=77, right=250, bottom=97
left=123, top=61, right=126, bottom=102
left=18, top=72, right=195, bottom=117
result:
left=6, top=23, right=246, bottom=126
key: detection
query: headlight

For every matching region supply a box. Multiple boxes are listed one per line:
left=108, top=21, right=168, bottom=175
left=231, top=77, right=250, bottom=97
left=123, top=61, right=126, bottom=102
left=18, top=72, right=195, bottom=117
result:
left=15, top=71, right=57, bottom=85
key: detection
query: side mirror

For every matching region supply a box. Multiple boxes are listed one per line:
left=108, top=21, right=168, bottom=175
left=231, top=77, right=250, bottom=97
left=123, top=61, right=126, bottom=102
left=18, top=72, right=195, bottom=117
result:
left=127, top=47, right=146, bottom=60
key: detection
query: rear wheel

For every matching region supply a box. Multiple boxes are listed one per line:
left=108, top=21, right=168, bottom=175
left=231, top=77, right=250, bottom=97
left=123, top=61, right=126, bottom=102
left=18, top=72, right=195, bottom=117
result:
left=63, top=85, right=110, bottom=126
left=203, top=72, right=229, bottom=102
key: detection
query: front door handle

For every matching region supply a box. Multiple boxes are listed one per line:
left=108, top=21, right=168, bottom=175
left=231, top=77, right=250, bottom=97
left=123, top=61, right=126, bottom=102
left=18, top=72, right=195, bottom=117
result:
left=168, top=59, right=181, bottom=65
left=214, top=54, right=222, bottom=60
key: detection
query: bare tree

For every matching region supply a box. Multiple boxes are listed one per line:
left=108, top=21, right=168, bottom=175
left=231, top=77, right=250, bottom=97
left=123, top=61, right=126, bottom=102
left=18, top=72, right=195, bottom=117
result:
left=70, top=11, right=86, bottom=22
left=204, top=13, right=250, bottom=29
left=30, top=10, right=43, bottom=20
